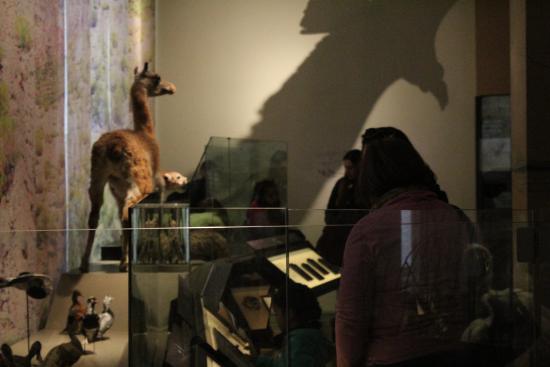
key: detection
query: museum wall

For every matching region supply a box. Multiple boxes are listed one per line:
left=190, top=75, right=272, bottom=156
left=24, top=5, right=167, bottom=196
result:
left=156, top=0, right=476, bottom=222
left=0, top=0, right=156, bottom=344
left=476, top=0, right=510, bottom=96
left=0, top=0, right=65, bottom=344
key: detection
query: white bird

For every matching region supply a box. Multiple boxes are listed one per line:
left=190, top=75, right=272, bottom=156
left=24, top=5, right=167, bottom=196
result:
left=97, top=296, right=114, bottom=339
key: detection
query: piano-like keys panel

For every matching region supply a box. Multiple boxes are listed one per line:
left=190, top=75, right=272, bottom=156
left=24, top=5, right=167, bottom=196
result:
left=268, top=247, right=340, bottom=291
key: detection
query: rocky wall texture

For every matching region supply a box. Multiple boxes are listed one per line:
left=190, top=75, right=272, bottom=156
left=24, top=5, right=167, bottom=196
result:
left=0, top=0, right=65, bottom=344
left=0, top=0, right=155, bottom=343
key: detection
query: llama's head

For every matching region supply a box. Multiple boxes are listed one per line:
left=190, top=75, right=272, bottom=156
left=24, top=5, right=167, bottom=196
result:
left=134, top=62, right=176, bottom=97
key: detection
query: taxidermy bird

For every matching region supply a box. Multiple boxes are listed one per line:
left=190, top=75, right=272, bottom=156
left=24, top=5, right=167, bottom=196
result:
left=97, top=296, right=114, bottom=339
left=82, top=297, right=99, bottom=342
left=0, top=341, right=42, bottom=367
left=42, top=333, right=84, bottom=367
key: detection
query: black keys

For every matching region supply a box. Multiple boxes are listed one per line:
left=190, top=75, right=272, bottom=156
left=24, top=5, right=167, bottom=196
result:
left=302, top=263, right=324, bottom=280
left=289, top=263, right=313, bottom=281
left=307, top=258, right=329, bottom=275
left=289, top=257, right=339, bottom=283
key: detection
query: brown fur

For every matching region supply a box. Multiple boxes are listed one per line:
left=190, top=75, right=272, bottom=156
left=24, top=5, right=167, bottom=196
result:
left=80, top=63, right=176, bottom=272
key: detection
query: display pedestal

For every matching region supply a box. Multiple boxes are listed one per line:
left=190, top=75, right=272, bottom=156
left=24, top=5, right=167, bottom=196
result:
left=11, top=273, right=128, bottom=366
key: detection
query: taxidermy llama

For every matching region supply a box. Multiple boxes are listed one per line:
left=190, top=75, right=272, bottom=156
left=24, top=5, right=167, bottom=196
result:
left=80, top=63, right=176, bottom=272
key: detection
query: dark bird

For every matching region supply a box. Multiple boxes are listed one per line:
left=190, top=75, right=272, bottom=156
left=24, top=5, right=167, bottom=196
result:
left=82, top=297, right=99, bottom=343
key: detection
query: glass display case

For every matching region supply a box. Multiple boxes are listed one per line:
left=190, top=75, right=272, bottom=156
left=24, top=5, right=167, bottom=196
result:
left=130, top=200, right=190, bottom=267
left=2, top=209, right=550, bottom=366
left=126, top=207, right=549, bottom=367
left=129, top=207, right=293, bottom=367
left=187, top=137, right=287, bottom=225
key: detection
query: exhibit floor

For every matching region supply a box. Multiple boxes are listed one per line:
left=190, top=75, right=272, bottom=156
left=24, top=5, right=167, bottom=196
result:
left=11, top=272, right=128, bottom=366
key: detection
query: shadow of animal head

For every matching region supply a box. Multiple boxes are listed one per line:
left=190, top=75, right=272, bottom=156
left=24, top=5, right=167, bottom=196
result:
left=247, top=0, right=458, bottom=213
left=298, top=0, right=456, bottom=108
left=134, top=62, right=176, bottom=96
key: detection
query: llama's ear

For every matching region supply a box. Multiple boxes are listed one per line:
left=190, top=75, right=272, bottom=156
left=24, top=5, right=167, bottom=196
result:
left=143, top=62, right=149, bottom=72
left=134, top=66, right=138, bottom=75
left=163, top=173, right=170, bottom=180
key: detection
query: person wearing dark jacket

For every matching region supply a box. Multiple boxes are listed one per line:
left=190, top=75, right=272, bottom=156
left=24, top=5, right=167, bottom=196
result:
left=317, top=149, right=364, bottom=266
left=336, top=128, right=473, bottom=367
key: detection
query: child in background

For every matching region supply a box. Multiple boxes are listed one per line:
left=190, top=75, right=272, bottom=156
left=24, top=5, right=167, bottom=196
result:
left=255, top=283, right=334, bottom=367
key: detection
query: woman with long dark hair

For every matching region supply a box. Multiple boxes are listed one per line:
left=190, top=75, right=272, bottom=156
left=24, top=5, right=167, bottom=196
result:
left=336, top=127, right=472, bottom=366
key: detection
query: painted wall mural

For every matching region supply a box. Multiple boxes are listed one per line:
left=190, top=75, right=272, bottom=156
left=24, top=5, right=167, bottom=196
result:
left=67, top=0, right=156, bottom=270
left=0, top=0, right=155, bottom=343
left=0, top=0, right=65, bottom=344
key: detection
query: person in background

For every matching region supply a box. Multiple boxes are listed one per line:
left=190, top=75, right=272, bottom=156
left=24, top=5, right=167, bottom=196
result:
left=360, top=127, right=449, bottom=204
left=246, top=179, right=285, bottom=240
left=317, top=149, right=364, bottom=266
left=255, top=282, right=334, bottom=367
left=268, top=150, right=288, bottom=205
left=325, top=149, right=363, bottom=224
left=336, top=128, right=473, bottom=367
left=361, top=127, right=477, bottom=243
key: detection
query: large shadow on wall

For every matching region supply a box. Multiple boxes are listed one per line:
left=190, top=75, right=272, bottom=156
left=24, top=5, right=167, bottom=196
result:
left=247, top=0, right=457, bottom=211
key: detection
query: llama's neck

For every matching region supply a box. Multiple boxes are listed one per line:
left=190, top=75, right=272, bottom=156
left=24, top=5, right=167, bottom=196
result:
left=131, top=84, right=154, bottom=134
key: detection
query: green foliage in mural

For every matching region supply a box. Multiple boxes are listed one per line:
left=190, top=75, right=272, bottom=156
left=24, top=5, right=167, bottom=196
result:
left=111, top=32, right=118, bottom=49
left=0, top=161, right=5, bottom=195
left=36, top=55, right=61, bottom=110
left=120, top=56, right=129, bottom=73
left=129, top=0, right=153, bottom=17
left=0, top=158, right=16, bottom=201
left=15, top=16, right=32, bottom=51
left=35, top=128, right=45, bottom=156
left=91, top=41, right=110, bottom=124
left=0, top=82, right=14, bottom=136
left=43, top=160, right=54, bottom=182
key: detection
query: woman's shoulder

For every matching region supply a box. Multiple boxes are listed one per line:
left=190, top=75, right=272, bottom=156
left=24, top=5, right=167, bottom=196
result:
left=352, top=190, right=460, bottom=231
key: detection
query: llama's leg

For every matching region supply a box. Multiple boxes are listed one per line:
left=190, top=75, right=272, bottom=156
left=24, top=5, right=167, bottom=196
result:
left=155, top=171, right=167, bottom=204
left=80, top=171, right=107, bottom=272
left=115, top=191, right=146, bottom=272
left=120, top=211, right=131, bottom=272
left=110, top=188, right=130, bottom=272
